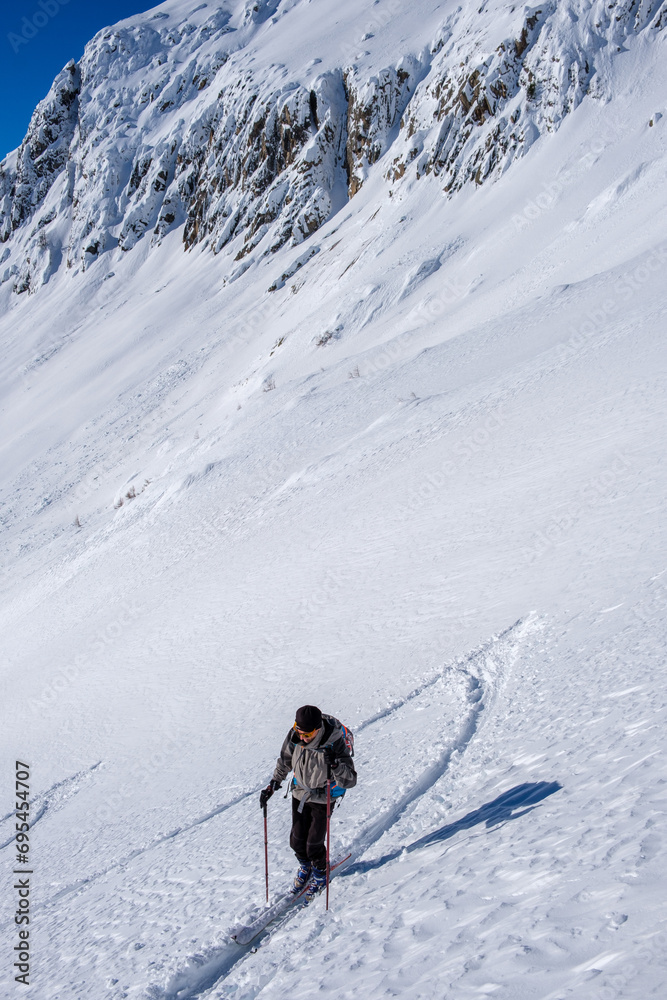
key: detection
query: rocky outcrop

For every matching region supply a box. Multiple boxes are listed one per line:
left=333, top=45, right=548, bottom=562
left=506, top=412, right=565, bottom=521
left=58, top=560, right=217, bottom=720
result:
left=0, top=59, right=79, bottom=270
left=1, top=0, right=665, bottom=294
left=8, top=60, right=81, bottom=237
left=386, top=0, right=667, bottom=193
left=344, top=56, right=425, bottom=197
left=177, top=69, right=348, bottom=255
left=0, top=157, right=16, bottom=245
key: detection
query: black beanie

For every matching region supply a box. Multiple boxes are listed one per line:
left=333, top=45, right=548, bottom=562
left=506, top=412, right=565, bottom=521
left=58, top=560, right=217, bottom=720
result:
left=295, top=705, right=323, bottom=731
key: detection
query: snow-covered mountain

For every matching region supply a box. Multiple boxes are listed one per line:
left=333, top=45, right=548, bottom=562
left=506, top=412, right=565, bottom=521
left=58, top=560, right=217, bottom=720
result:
left=1, top=1, right=667, bottom=998
left=2, top=0, right=665, bottom=292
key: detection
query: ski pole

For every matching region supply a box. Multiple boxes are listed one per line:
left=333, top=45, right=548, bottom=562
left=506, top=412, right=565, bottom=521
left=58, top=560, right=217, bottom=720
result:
left=263, top=802, right=269, bottom=903
left=325, top=762, right=332, bottom=911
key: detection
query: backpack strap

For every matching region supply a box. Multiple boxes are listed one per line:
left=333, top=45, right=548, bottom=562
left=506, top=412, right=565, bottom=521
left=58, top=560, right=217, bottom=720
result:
left=320, top=717, right=336, bottom=745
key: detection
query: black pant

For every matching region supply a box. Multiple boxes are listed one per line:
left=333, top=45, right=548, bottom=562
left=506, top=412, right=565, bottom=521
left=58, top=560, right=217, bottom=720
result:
left=290, top=796, right=329, bottom=870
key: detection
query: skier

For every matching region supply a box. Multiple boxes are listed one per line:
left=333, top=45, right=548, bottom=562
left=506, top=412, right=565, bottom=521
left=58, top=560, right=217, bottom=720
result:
left=259, top=704, right=357, bottom=899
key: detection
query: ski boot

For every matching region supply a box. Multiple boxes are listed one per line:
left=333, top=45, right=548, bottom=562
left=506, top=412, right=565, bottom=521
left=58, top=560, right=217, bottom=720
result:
left=305, top=867, right=327, bottom=901
left=292, top=860, right=312, bottom=894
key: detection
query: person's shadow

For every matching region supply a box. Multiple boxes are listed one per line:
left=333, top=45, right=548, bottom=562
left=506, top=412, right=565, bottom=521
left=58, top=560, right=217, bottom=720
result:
left=341, top=781, right=562, bottom=876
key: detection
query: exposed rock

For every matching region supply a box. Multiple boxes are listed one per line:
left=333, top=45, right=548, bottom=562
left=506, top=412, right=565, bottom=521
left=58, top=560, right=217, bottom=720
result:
left=345, top=56, right=425, bottom=197
left=387, top=0, right=667, bottom=193
left=10, top=60, right=81, bottom=232
left=178, top=69, right=348, bottom=254
left=0, top=0, right=665, bottom=294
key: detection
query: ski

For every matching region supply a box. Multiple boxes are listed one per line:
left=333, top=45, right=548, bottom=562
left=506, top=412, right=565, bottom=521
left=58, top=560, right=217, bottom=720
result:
left=230, top=853, right=351, bottom=946
left=230, top=885, right=307, bottom=946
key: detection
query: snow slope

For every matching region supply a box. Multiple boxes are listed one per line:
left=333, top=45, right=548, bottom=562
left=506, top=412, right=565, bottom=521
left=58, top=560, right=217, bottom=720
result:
left=1, top=1, right=667, bottom=998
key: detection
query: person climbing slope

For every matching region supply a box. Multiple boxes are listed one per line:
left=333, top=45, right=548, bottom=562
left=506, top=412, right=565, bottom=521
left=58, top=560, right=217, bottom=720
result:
left=259, top=704, right=357, bottom=899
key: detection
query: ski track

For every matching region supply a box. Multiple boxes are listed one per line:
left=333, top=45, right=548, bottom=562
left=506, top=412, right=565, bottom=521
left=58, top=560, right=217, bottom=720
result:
left=7, top=618, right=531, bottom=913
left=40, top=787, right=258, bottom=909
left=0, top=761, right=102, bottom=850
left=3, top=784, right=256, bottom=924
left=145, top=616, right=538, bottom=1000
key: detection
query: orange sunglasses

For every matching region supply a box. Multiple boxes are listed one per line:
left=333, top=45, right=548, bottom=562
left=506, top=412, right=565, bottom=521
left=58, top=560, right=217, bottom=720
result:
left=294, top=723, right=318, bottom=739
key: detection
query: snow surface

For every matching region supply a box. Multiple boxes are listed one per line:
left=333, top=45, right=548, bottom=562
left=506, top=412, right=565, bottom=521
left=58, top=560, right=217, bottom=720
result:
left=1, top=1, right=667, bottom=998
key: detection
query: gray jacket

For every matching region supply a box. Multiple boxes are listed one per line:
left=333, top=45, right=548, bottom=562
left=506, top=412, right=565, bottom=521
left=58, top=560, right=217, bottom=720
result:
left=273, top=714, right=357, bottom=808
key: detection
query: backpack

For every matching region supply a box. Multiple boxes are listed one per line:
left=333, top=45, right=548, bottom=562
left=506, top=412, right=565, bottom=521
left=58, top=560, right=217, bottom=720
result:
left=329, top=722, right=354, bottom=800
left=290, top=720, right=354, bottom=800
left=339, top=723, right=354, bottom=759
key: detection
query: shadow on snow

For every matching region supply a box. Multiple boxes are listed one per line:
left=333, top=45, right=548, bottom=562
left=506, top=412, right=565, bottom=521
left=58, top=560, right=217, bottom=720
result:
left=152, top=782, right=562, bottom=998
left=340, top=781, right=563, bottom=877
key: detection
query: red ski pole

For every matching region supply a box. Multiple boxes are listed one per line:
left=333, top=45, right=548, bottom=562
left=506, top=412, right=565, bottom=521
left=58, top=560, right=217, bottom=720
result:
left=263, top=803, right=269, bottom=903
left=325, top=763, right=332, bottom=911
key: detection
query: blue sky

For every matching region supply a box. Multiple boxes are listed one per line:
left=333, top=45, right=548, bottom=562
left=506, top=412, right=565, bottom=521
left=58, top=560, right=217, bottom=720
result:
left=2, top=1, right=152, bottom=160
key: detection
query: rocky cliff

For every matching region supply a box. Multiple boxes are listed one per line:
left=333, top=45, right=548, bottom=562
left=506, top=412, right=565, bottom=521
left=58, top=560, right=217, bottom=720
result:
left=1, top=0, right=664, bottom=294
